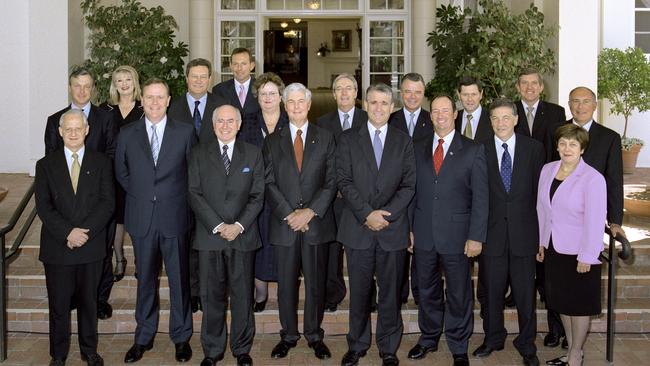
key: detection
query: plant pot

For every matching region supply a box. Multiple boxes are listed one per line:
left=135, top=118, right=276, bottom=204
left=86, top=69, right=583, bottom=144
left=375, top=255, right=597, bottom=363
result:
left=622, top=144, right=642, bottom=174
left=624, top=184, right=650, bottom=216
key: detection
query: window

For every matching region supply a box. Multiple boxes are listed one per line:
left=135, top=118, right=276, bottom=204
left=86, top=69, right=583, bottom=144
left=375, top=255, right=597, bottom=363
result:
left=219, top=20, right=257, bottom=82
left=368, top=20, right=405, bottom=90
left=266, top=0, right=359, bottom=10
left=221, top=0, right=256, bottom=10
left=369, top=0, right=404, bottom=10
left=636, top=0, right=650, bottom=53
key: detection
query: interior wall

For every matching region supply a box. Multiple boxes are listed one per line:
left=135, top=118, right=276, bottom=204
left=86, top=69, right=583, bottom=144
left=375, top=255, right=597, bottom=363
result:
left=306, top=19, right=360, bottom=89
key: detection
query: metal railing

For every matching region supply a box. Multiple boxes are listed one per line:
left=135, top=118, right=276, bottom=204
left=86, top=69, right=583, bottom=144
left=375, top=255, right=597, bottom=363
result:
left=601, top=226, right=632, bottom=363
left=0, top=182, right=36, bottom=362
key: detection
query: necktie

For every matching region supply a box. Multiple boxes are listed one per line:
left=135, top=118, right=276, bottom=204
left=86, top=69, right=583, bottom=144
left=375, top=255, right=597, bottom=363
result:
left=150, top=125, right=160, bottom=165
left=71, top=152, right=80, bottom=193
left=193, top=100, right=201, bottom=134
left=294, top=129, right=304, bottom=173
left=372, top=129, right=383, bottom=169
left=464, top=114, right=473, bottom=139
left=500, top=142, right=512, bottom=193
left=433, top=138, right=444, bottom=175
left=408, top=112, right=415, bottom=137
left=222, top=144, right=231, bottom=175
left=526, top=106, right=534, bottom=135
left=342, top=113, right=350, bottom=130
left=238, top=84, right=246, bottom=107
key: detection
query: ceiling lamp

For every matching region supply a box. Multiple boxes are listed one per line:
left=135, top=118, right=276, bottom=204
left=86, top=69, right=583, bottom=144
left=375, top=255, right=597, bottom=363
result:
left=293, top=18, right=301, bottom=24
left=280, top=22, right=288, bottom=28
left=307, top=1, right=320, bottom=10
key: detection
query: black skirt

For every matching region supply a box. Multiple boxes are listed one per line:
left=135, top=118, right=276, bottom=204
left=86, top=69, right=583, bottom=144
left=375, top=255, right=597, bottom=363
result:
left=544, top=239, right=601, bottom=316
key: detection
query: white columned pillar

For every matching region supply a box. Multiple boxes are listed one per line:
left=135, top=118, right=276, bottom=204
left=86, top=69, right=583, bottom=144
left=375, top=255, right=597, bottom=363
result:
left=189, top=0, right=215, bottom=65
left=412, top=0, right=436, bottom=88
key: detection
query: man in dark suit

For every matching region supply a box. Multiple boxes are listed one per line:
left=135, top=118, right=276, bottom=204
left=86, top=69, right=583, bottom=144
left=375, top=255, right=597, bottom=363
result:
left=188, top=105, right=264, bottom=366
left=35, top=109, right=115, bottom=366
left=315, top=73, right=367, bottom=312
left=455, top=76, right=493, bottom=143
left=514, top=68, right=566, bottom=162
left=471, top=98, right=543, bottom=366
left=264, top=83, right=337, bottom=361
left=336, top=83, right=416, bottom=366
left=212, top=48, right=260, bottom=122
left=115, top=78, right=196, bottom=363
left=44, top=66, right=117, bottom=321
left=167, top=58, right=223, bottom=313
left=408, top=95, right=488, bottom=366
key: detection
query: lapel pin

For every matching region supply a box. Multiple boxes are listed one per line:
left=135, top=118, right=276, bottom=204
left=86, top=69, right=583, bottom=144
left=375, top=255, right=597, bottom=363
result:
left=449, top=151, right=454, bottom=156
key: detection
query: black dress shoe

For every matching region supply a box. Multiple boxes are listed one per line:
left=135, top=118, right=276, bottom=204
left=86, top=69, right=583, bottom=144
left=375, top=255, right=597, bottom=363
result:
left=308, top=340, right=331, bottom=359
left=175, top=341, right=192, bottom=362
left=271, top=340, right=296, bottom=358
left=545, top=356, right=567, bottom=365
left=253, top=299, right=267, bottom=313
left=191, top=296, right=202, bottom=313
left=524, top=354, right=540, bottom=366
left=81, top=353, right=104, bottom=366
left=49, top=358, right=66, bottom=366
left=124, top=342, right=154, bottom=363
left=236, top=353, right=253, bottom=366
left=561, top=336, right=568, bottom=349
left=324, top=303, right=338, bottom=312
left=472, top=343, right=504, bottom=358
left=200, top=355, right=224, bottom=366
left=453, top=353, right=470, bottom=366
left=341, top=350, right=366, bottom=366
left=544, top=332, right=561, bottom=347
left=113, top=258, right=127, bottom=282
left=407, top=344, right=437, bottom=360
left=382, top=353, right=399, bottom=366
left=97, top=301, right=112, bottom=320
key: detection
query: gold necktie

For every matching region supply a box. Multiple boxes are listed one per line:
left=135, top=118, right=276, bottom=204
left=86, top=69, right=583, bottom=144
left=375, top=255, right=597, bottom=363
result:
left=464, top=114, right=473, bottom=139
left=71, top=152, right=80, bottom=194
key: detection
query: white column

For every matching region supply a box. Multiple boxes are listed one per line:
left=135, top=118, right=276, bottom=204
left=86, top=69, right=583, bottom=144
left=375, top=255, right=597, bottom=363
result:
left=189, top=0, right=215, bottom=65
left=412, top=0, right=436, bottom=88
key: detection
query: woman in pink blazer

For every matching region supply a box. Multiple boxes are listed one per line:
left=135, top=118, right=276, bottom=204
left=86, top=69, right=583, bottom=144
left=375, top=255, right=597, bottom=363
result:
left=536, top=124, right=606, bottom=366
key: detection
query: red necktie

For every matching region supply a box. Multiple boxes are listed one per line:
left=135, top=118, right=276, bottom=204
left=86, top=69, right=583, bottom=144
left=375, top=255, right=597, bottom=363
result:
left=433, top=138, right=444, bottom=175
left=294, top=129, right=303, bottom=173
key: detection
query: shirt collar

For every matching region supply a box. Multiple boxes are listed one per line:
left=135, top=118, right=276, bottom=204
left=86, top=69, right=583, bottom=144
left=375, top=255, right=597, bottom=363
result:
left=434, top=128, right=455, bottom=143
left=495, top=133, right=516, bottom=150
left=573, top=119, right=594, bottom=131
left=70, top=102, right=91, bottom=117
left=403, top=107, right=421, bottom=120
left=186, top=92, right=207, bottom=105
left=64, top=145, right=85, bottom=162
left=289, top=121, right=309, bottom=135
left=146, top=115, right=167, bottom=130
left=464, top=106, right=482, bottom=120
left=338, top=107, right=355, bottom=122
left=367, top=121, right=388, bottom=136
left=218, top=139, right=235, bottom=152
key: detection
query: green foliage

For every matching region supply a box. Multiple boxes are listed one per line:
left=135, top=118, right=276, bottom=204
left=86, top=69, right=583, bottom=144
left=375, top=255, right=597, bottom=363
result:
left=598, top=47, right=650, bottom=138
left=81, top=0, right=189, bottom=102
left=425, top=0, right=557, bottom=103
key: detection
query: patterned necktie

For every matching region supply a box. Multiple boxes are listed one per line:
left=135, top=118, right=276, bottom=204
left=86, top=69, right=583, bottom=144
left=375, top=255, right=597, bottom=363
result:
left=464, top=114, right=473, bottom=139
left=408, top=112, right=415, bottom=137
left=372, top=129, right=383, bottom=169
left=433, top=138, right=444, bottom=175
left=222, top=144, right=231, bottom=175
left=342, top=113, right=350, bottom=130
left=294, top=129, right=304, bottom=173
left=500, top=142, right=512, bottom=192
left=71, top=152, right=80, bottom=193
left=238, top=84, right=246, bottom=107
left=526, top=106, right=534, bottom=135
left=193, top=100, right=201, bottom=134
left=150, top=125, right=160, bottom=165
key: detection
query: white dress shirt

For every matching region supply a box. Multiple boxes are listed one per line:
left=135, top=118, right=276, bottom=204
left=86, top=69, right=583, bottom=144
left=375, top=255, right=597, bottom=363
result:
left=338, top=107, right=356, bottom=130
left=462, top=106, right=482, bottom=139
left=367, top=121, right=388, bottom=147
left=495, top=134, right=516, bottom=170
left=573, top=119, right=594, bottom=132
left=64, top=146, right=85, bottom=173
left=289, top=121, right=309, bottom=145
left=433, top=129, right=456, bottom=158
left=145, top=116, right=167, bottom=146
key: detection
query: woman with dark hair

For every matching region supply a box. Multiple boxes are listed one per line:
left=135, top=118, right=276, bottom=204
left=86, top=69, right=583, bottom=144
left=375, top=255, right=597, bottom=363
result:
left=100, top=65, right=144, bottom=281
left=536, top=124, right=606, bottom=366
left=238, top=72, right=289, bottom=312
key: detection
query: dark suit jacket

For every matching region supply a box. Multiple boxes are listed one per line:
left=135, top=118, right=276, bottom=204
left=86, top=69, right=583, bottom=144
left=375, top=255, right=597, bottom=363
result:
left=388, top=108, right=434, bottom=142
left=515, top=100, right=566, bottom=162
left=114, top=117, right=197, bottom=238
left=212, top=78, right=260, bottom=121
left=45, top=105, right=117, bottom=158
left=263, top=123, right=337, bottom=246
left=35, top=149, right=115, bottom=265
left=167, top=92, right=221, bottom=144
left=316, top=108, right=368, bottom=141
left=455, top=108, right=493, bottom=144
left=412, top=133, right=488, bottom=254
left=483, top=134, right=545, bottom=257
left=239, top=110, right=289, bottom=148
left=336, top=125, right=416, bottom=251
left=188, top=139, right=264, bottom=252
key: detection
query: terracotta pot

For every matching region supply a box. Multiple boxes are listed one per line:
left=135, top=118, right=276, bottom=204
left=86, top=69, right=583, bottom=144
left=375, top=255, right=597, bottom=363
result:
left=622, top=144, right=642, bottom=174
left=624, top=184, right=650, bottom=217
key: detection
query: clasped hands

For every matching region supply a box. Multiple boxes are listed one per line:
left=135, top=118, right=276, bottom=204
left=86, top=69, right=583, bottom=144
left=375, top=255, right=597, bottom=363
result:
left=66, top=228, right=89, bottom=249
left=286, top=208, right=315, bottom=232
left=365, top=210, right=391, bottom=231
left=218, top=224, right=242, bottom=242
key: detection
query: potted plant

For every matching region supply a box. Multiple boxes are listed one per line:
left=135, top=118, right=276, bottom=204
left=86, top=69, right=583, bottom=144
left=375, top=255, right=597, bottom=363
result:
left=598, top=47, right=650, bottom=173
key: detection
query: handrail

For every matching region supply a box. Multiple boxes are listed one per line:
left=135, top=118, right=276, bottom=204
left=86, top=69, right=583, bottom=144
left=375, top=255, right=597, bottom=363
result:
left=0, top=182, right=34, bottom=237
left=604, top=226, right=632, bottom=260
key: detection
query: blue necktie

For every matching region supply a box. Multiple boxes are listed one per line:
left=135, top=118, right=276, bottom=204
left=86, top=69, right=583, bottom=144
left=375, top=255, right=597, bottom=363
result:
left=151, top=125, right=160, bottom=165
left=372, top=129, right=383, bottom=169
left=500, top=142, right=512, bottom=193
left=193, top=100, right=201, bottom=134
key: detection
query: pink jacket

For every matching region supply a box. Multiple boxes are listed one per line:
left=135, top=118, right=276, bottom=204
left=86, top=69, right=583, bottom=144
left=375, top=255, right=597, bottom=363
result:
left=536, top=159, right=606, bottom=264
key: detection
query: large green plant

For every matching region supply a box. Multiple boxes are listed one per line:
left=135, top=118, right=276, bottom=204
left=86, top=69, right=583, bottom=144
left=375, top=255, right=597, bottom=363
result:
left=426, top=0, right=557, bottom=103
left=81, top=0, right=189, bottom=102
left=598, top=47, right=650, bottom=141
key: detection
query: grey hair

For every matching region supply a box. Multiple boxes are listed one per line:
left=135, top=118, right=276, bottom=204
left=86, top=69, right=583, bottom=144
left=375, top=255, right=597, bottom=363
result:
left=489, top=98, right=518, bottom=117
left=282, top=83, right=312, bottom=103
left=331, top=73, right=358, bottom=91
left=212, top=104, right=242, bottom=123
left=569, top=86, right=597, bottom=101
left=59, top=109, right=88, bottom=127
left=365, top=83, right=394, bottom=104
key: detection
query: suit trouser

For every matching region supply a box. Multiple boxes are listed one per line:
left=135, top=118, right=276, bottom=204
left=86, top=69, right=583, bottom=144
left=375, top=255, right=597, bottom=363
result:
left=97, top=219, right=115, bottom=303
left=346, top=243, right=406, bottom=355
left=536, top=261, right=564, bottom=336
left=401, top=253, right=419, bottom=304
left=44, top=261, right=102, bottom=359
left=131, top=229, right=193, bottom=345
left=479, top=250, right=537, bottom=356
left=274, top=237, right=328, bottom=344
left=414, top=247, right=473, bottom=355
left=199, top=248, right=255, bottom=358
left=325, top=241, right=347, bottom=307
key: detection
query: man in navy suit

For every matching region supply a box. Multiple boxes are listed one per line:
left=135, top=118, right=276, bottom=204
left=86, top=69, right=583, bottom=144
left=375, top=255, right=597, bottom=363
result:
left=455, top=76, right=493, bottom=143
left=212, top=48, right=260, bottom=123
left=115, top=78, right=196, bottom=364
left=408, top=95, right=488, bottom=366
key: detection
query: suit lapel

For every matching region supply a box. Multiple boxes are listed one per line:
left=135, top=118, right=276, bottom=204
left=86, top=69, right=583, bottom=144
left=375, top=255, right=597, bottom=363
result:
left=420, top=136, right=435, bottom=179
left=207, top=141, right=227, bottom=177
left=54, top=151, right=76, bottom=200
left=329, top=113, right=343, bottom=135
left=352, top=109, right=366, bottom=130
left=438, top=133, right=463, bottom=177
left=511, top=136, right=528, bottom=194
left=378, top=127, right=397, bottom=175
left=279, top=127, right=301, bottom=176
left=532, top=101, right=546, bottom=136
left=486, top=140, right=506, bottom=194
left=301, top=124, right=318, bottom=175
left=135, top=120, right=155, bottom=167
left=156, top=119, right=175, bottom=165
left=229, top=140, right=246, bottom=176
left=359, top=127, right=379, bottom=175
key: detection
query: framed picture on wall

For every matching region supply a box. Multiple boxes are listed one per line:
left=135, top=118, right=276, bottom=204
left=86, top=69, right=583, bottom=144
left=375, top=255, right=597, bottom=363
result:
left=332, top=30, right=351, bottom=52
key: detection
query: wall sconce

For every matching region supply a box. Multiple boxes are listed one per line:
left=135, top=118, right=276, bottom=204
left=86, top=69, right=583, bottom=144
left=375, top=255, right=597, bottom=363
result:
left=316, top=42, right=330, bottom=57
left=293, top=18, right=301, bottom=24
left=280, top=22, right=288, bottom=28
